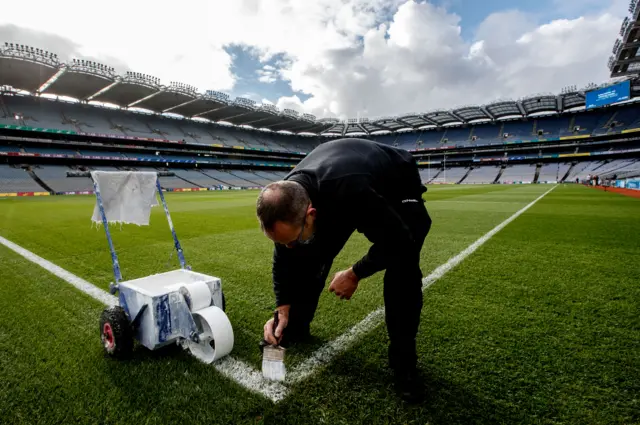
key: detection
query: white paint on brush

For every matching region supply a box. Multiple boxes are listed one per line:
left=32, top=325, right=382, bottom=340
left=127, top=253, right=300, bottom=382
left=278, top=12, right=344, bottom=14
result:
left=286, top=185, right=557, bottom=384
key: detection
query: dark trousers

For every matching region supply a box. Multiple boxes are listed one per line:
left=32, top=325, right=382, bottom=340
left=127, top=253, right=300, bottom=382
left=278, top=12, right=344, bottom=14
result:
left=285, top=190, right=432, bottom=372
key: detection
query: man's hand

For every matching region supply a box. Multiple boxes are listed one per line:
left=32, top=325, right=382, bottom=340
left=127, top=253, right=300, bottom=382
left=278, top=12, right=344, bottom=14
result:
left=328, top=268, right=360, bottom=300
left=263, top=305, right=290, bottom=345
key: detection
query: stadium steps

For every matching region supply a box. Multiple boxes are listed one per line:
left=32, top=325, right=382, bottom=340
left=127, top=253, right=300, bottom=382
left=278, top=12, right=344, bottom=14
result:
left=256, top=135, right=289, bottom=152
left=440, top=129, right=448, bottom=144
left=174, top=174, right=204, bottom=189
left=561, top=163, right=576, bottom=182
left=568, top=115, right=576, bottom=132
left=533, top=164, right=542, bottom=183
left=206, top=132, right=231, bottom=146
left=0, top=96, right=10, bottom=118
left=199, top=170, right=236, bottom=186
left=604, top=112, right=618, bottom=132
left=251, top=171, right=278, bottom=183
left=532, top=120, right=537, bottom=136
left=493, top=166, right=505, bottom=184
left=458, top=167, right=472, bottom=184
left=60, top=112, right=77, bottom=132
left=227, top=170, right=262, bottom=186
left=427, top=168, right=442, bottom=183
left=27, top=167, right=54, bottom=193
left=498, top=122, right=504, bottom=139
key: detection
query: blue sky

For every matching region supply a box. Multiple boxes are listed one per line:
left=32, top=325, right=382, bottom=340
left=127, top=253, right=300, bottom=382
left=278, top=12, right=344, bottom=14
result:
left=432, top=0, right=612, bottom=39
left=225, top=45, right=312, bottom=103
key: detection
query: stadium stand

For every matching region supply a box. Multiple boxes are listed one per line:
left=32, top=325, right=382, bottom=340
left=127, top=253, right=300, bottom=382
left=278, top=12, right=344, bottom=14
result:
left=196, top=169, right=251, bottom=187
left=172, top=169, right=226, bottom=188
left=416, top=131, right=443, bottom=148
left=465, top=166, right=501, bottom=184
left=537, top=163, right=572, bottom=183
left=418, top=168, right=440, bottom=183
left=442, top=127, right=471, bottom=144
left=499, top=164, right=537, bottom=184
left=472, top=124, right=501, bottom=144
left=0, top=165, right=44, bottom=192
left=438, top=167, right=469, bottom=184
left=607, top=159, right=640, bottom=178
left=1, top=39, right=640, bottom=193
left=567, top=161, right=607, bottom=181
left=31, top=165, right=94, bottom=192
left=227, top=170, right=265, bottom=186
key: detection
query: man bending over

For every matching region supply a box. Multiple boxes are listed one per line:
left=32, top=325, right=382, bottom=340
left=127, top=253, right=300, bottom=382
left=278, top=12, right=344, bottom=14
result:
left=256, top=138, right=432, bottom=402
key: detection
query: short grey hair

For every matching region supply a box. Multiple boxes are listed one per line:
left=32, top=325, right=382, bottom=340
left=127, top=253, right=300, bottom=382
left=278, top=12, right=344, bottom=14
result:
left=256, top=180, right=310, bottom=232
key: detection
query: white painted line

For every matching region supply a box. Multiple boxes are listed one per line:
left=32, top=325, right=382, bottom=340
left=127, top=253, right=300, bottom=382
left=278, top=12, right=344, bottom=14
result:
left=214, top=357, right=289, bottom=403
left=0, top=235, right=118, bottom=307
left=286, top=185, right=557, bottom=384
left=0, top=234, right=289, bottom=404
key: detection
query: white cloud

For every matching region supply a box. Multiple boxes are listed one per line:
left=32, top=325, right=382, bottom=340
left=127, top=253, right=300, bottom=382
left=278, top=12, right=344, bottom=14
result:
left=0, top=0, right=627, bottom=120
left=273, top=1, right=624, bottom=119
left=0, top=0, right=236, bottom=92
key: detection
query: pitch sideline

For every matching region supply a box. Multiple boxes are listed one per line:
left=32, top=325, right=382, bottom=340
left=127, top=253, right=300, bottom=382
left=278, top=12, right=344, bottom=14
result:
left=0, top=185, right=556, bottom=403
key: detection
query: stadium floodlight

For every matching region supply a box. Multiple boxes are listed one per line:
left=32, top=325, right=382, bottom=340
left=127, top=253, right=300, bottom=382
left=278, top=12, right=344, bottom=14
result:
left=620, top=17, right=629, bottom=37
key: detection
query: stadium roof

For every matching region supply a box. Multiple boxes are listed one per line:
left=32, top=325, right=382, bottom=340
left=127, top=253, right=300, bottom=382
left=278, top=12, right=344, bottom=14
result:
left=0, top=43, right=60, bottom=93
left=0, top=40, right=635, bottom=137
left=610, top=0, right=640, bottom=77
left=521, top=94, right=558, bottom=114
left=0, top=41, right=335, bottom=135
left=41, top=59, right=116, bottom=100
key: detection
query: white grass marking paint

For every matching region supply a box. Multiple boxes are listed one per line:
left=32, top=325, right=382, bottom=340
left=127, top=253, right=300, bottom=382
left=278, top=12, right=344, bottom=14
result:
left=0, top=235, right=118, bottom=307
left=0, top=234, right=288, bottom=404
left=213, top=357, right=289, bottom=403
left=286, top=185, right=557, bottom=384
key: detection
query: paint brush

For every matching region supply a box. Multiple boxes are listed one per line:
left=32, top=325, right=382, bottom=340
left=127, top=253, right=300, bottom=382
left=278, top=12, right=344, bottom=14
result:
left=261, top=310, right=286, bottom=382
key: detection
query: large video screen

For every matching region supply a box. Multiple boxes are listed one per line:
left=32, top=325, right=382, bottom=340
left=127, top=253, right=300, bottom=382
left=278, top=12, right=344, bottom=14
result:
left=585, top=80, right=631, bottom=110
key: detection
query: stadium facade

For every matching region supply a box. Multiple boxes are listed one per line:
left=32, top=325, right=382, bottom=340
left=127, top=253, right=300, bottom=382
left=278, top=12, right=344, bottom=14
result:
left=2, top=4, right=640, bottom=195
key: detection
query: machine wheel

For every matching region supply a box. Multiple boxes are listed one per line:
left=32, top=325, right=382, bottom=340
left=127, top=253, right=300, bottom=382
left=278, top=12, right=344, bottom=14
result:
left=99, top=306, right=133, bottom=359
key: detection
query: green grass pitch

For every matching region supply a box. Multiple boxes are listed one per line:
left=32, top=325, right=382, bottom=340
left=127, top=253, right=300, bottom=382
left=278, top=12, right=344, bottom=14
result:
left=0, top=184, right=638, bottom=424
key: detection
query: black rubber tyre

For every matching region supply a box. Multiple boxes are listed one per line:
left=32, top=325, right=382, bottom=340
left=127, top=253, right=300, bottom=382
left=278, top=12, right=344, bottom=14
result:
left=99, top=306, right=133, bottom=359
left=221, top=290, right=226, bottom=312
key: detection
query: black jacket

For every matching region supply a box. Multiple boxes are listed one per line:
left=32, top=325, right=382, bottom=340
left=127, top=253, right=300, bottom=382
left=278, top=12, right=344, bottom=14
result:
left=272, top=138, right=427, bottom=306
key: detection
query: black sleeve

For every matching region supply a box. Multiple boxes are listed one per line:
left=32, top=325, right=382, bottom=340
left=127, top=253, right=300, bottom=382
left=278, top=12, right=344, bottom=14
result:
left=272, top=242, right=301, bottom=307
left=350, top=182, right=415, bottom=280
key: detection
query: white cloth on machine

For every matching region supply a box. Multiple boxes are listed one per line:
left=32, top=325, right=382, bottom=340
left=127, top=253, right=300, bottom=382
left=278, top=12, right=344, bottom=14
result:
left=91, top=171, right=159, bottom=226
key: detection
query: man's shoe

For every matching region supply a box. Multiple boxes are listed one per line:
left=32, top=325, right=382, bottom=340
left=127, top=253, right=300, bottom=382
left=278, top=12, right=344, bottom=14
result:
left=394, top=368, right=425, bottom=404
